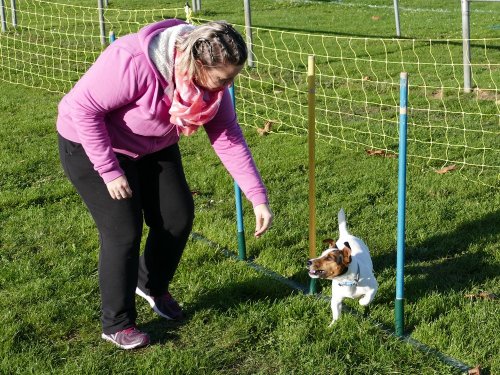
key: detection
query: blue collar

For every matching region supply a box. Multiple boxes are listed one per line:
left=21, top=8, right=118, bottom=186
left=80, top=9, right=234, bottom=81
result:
left=337, top=263, right=360, bottom=287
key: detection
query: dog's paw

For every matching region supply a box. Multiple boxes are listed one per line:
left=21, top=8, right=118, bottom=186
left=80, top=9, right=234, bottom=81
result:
left=359, top=295, right=374, bottom=306
left=328, top=320, right=338, bottom=328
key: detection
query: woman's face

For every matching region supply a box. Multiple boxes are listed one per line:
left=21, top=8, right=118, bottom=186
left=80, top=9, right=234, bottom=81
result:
left=195, top=63, right=244, bottom=92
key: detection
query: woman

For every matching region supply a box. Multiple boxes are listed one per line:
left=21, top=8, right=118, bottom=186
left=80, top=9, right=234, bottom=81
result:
left=57, top=19, right=273, bottom=350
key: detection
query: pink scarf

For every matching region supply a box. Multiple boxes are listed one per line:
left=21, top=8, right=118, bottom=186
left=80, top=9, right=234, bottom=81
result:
left=169, top=60, right=225, bottom=136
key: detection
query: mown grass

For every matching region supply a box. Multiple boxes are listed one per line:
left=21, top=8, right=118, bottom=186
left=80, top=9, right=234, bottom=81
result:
left=1, top=0, right=499, bottom=374
left=1, top=78, right=499, bottom=375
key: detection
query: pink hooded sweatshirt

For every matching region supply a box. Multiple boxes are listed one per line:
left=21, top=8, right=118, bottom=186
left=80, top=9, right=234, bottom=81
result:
left=57, top=19, right=268, bottom=207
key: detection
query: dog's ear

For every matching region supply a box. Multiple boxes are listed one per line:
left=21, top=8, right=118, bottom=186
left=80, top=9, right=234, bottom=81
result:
left=322, top=238, right=336, bottom=248
left=343, top=242, right=351, bottom=250
left=341, top=245, right=352, bottom=265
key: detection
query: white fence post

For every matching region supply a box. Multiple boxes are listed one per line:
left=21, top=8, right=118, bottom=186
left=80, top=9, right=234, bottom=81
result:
left=97, top=0, right=106, bottom=46
left=1, top=0, right=7, bottom=32
left=461, top=0, right=472, bottom=93
left=243, top=0, right=255, bottom=68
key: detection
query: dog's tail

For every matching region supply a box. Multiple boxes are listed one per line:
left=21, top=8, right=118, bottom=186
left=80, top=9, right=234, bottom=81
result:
left=338, top=208, right=350, bottom=236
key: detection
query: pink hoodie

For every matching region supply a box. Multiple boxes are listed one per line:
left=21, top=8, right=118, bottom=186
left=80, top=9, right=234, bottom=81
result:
left=57, top=19, right=267, bottom=207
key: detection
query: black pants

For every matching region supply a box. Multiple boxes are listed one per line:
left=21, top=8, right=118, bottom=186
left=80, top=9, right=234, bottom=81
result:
left=58, top=134, right=194, bottom=334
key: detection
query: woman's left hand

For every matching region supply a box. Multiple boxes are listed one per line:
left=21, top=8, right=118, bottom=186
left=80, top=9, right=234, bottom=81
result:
left=253, top=203, right=273, bottom=238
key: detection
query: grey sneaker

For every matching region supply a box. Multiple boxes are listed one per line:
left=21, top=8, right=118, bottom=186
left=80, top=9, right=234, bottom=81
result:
left=101, top=326, right=150, bottom=350
left=136, top=287, right=184, bottom=320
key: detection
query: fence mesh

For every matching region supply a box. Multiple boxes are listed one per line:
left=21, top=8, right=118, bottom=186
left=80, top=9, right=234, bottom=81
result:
left=0, top=1, right=498, bottom=187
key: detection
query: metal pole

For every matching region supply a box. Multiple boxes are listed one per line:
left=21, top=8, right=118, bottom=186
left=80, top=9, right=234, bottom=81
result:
left=196, top=0, right=201, bottom=11
left=191, top=0, right=197, bottom=12
left=1, top=0, right=6, bottom=32
left=97, top=0, right=106, bottom=46
left=395, top=72, right=408, bottom=337
left=229, top=84, right=247, bottom=261
left=393, top=0, right=401, bottom=37
left=243, top=0, right=255, bottom=68
left=461, top=0, right=472, bottom=93
left=307, top=55, right=317, bottom=295
left=184, top=2, right=193, bottom=24
left=10, top=0, right=16, bottom=28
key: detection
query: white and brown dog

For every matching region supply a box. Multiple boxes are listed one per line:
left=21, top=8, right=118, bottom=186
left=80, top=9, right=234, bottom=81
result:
left=307, top=208, right=378, bottom=326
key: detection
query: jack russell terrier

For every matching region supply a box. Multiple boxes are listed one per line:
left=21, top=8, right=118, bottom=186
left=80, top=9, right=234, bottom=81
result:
left=307, top=208, right=378, bottom=326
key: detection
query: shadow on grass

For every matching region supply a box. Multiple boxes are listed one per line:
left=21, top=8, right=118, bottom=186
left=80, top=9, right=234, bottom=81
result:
left=373, top=209, right=500, bottom=304
left=141, top=275, right=300, bottom=345
left=140, top=319, right=184, bottom=345
left=189, top=275, right=300, bottom=312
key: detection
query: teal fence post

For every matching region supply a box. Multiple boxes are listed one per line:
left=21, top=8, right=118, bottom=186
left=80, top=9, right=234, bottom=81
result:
left=229, top=84, right=247, bottom=260
left=395, top=72, right=408, bottom=337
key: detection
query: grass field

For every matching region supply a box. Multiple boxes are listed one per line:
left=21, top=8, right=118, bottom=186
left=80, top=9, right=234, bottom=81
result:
left=1, top=1, right=499, bottom=374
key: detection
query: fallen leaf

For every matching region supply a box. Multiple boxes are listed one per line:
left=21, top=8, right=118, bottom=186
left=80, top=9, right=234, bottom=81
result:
left=366, top=149, right=384, bottom=156
left=431, top=89, right=444, bottom=100
left=435, top=164, right=457, bottom=174
left=478, top=291, right=497, bottom=300
left=257, top=120, right=274, bottom=136
left=365, top=149, right=397, bottom=158
left=362, top=76, right=370, bottom=81
left=475, top=88, right=496, bottom=101
left=468, top=365, right=482, bottom=375
left=465, top=291, right=498, bottom=301
left=371, top=15, right=380, bottom=21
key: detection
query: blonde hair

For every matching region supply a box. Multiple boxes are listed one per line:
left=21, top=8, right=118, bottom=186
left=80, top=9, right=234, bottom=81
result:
left=176, top=21, right=247, bottom=80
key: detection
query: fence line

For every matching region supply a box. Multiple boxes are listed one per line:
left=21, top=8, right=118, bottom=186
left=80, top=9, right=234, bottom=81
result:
left=0, top=1, right=498, bottom=187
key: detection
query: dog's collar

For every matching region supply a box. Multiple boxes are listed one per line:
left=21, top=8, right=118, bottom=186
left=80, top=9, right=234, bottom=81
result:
left=337, top=263, right=360, bottom=287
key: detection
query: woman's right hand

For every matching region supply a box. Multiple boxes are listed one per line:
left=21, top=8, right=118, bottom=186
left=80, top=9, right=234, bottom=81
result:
left=106, top=175, right=133, bottom=200
left=253, top=203, right=273, bottom=238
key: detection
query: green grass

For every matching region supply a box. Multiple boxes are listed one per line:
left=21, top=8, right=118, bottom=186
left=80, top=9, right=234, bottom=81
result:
left=1, top=1, right=500, bottom=374
left=1, top=78, right=499, bottom=375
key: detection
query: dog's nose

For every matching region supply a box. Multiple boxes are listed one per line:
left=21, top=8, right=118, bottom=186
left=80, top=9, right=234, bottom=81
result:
left=307, top=260, right=312, bottom=267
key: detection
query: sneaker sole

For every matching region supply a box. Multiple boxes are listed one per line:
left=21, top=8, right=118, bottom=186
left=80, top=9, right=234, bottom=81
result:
left=101, top=333, right=149, bottom=350
left=135, top=287, right=175, bottom=320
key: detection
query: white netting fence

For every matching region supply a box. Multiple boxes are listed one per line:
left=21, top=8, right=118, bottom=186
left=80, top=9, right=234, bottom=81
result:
left=0, top=0, right=183, bottom=92
left=0, top=1, right=498, bottom=187
left=231, top=24, right=499, bottom=187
